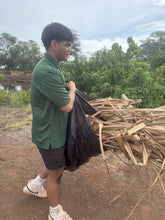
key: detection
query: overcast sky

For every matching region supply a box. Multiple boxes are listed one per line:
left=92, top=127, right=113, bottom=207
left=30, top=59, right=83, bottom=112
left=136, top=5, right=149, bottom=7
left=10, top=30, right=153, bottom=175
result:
left=0, top=0, right=165, bottom=57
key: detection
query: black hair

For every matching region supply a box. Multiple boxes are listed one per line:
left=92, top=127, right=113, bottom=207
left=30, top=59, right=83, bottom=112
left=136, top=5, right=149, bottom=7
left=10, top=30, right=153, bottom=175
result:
left=41, top=22, right=74, bottom=50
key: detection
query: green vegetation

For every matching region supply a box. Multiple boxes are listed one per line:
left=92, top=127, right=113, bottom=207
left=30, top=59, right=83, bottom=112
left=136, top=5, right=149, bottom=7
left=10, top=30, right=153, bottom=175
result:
left=0, top=30, right=165, bottom=108
left=0, top=89, right=11, bottom=105
left=0, top=33, right=42, bottom=71
left=61, top=31, right=165, bottom=108
left=0, top=89, right=31, bottom=107
left=0, top=74, right=5, bottom=80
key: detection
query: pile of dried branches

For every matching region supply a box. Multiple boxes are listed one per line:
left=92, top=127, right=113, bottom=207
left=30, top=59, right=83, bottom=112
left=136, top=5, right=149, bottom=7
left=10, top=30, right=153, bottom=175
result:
left=88, top=94, right=165, bottom=169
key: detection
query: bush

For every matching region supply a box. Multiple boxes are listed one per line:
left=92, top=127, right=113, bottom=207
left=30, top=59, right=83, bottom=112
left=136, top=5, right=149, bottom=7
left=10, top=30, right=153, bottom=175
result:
left=0, top=74, right=5, bottom=80
left=0, top=89, right=31, bottom=107
left=0, top=90, right=11, bottom=105
left=9, top=89, right=31, bottom=107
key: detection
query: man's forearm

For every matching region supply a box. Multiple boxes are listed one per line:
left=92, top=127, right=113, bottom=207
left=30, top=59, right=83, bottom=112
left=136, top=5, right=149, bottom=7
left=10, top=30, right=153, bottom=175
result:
left=68, top=88, right=75, bottom=109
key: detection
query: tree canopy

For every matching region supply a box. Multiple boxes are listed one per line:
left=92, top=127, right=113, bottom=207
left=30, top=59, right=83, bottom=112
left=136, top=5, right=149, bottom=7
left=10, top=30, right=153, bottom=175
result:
left=61, top=31, right=165, bottom=108
left=0, top=33, right=42, bottom=70
left=0, top=31, right=165, bottom=108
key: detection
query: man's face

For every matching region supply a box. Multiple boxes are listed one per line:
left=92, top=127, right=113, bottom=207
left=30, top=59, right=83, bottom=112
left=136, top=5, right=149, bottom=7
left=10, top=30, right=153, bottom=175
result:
left=54, top=41, right=72, bottom=62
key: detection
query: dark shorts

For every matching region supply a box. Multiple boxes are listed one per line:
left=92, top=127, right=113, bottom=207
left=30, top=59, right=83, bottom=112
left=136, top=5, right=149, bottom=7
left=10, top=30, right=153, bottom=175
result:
left=38, top=145, right=65, bottom=170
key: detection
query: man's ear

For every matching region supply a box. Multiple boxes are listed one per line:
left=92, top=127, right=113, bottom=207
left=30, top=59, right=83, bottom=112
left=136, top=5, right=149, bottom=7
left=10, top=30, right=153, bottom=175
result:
left=51, top=40, right=58, bottom=50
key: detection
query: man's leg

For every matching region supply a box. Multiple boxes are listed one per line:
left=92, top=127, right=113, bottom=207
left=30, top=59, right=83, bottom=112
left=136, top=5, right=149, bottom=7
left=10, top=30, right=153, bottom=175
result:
left=46, top=166, right=64, bottom=207
left=47, top=166, right=73, bottom=220
left=39, top=164, right=48, bottom=179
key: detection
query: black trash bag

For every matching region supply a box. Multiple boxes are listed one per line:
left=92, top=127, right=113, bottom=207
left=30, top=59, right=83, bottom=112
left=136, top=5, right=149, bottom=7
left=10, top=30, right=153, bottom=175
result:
left=75, top=89, right=97, bottom=115
left=65, top=94, right=101, bottom=171
left=75, top=89, right=107, bottom=121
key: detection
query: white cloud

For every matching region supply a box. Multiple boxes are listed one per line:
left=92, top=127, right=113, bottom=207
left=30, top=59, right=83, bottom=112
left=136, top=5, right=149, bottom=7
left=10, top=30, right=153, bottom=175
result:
left=80, top=35, right=150, bottom=58
left=1, top=0, right=165, bottom=59
left=80, top=38, right=129, bottom=58
left=153, top=0, right=165, bottom=5
left=135, top=21, right=165, bottom=32
left=81, top=39, right=113, bottom=56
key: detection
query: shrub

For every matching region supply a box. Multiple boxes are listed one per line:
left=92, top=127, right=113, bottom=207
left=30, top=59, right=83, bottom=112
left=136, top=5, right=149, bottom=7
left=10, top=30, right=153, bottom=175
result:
left=0, top=90, right=11, bottom=105
left=9, top=89, right=31, bottom=107
left=0, top=74, right=5, bottom=80
left=0, top=89, right=31, bottom=107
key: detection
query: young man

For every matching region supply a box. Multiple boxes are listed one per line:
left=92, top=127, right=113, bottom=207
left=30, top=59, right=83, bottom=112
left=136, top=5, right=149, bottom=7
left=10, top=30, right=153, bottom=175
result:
left=23, top=22, right=76, bottom=220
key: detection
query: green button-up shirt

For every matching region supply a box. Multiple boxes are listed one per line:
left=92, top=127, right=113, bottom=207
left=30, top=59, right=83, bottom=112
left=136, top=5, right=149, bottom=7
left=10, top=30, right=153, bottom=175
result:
left=31, top=53, right=70, bottom=150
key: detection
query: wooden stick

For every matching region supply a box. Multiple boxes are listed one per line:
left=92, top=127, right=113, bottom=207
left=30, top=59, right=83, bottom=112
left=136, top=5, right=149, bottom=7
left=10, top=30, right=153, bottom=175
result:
left=99, top=123, right=111, bottom=180
left=127, top=123, right=145, bottom=135
left=106, top=99, right=129, bottom=124
left=109, top=178, right=136, bottom=205
left=152, top=166, right=165, bottom=197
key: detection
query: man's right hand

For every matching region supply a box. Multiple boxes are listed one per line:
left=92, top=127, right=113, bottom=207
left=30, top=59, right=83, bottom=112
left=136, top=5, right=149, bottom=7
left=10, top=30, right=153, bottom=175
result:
left=67, top=81, right=76, bottom=93
left=61, top=81, right=76, bottom=113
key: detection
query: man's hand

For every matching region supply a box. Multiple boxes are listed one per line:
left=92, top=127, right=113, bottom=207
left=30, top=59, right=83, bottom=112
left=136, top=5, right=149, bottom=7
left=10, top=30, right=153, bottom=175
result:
left=61, top=81, right=76, bottom=113
left=66, top=81, right=76, bottom=92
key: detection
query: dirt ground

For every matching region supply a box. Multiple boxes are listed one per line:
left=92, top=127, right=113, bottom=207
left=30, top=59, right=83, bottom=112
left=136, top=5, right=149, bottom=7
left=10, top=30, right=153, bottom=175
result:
left=0, top=106, right=165, bottom=220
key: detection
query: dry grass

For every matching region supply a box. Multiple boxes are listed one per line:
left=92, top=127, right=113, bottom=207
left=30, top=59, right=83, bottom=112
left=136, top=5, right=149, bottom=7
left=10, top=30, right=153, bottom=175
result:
left=0, top=106, right=32, bottom=130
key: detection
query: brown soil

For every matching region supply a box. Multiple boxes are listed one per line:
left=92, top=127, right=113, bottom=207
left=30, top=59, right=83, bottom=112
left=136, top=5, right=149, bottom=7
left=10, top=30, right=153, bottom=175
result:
left=0, top=105, right=165, bottom=220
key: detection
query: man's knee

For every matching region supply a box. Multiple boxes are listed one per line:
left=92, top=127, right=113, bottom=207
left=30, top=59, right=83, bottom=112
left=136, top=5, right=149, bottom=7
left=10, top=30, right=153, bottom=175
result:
left=48, top=167, right=64, bottom=183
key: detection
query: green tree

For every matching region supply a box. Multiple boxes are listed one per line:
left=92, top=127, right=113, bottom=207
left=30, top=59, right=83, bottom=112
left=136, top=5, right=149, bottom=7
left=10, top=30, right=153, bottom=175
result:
left=69, top=30, right=81, bottom=60
left=149, top=50, right=165, bottom=70
left=72, top=31, right=81, bottom=54
left=0, top=32, right=42, bottom=71
left=0, top=33, right=17, bottom=69
left=14, top=40, right=42, bottom=71
left=154, top=65, right=165, bottom=86
left=126, top=37, right=140, bottom=60
left=139, top=31, right=165, bottom=67
left=61, top=32, right=165, bottom=108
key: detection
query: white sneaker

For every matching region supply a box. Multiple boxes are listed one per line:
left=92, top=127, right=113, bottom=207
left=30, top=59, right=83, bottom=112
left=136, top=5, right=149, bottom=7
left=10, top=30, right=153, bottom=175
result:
left=48, top=205, right=73, bottom=220
left=23, top=179, right=47, bottom=198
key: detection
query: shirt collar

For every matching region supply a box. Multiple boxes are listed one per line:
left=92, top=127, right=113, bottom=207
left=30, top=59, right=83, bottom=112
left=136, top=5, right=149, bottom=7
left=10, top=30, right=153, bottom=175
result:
left=44, top=53, right=60, bottom=69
